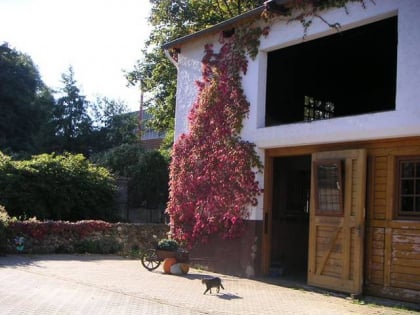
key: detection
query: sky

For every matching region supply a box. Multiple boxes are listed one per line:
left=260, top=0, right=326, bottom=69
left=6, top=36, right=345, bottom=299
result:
left=0, top=0, right=152, bottom=112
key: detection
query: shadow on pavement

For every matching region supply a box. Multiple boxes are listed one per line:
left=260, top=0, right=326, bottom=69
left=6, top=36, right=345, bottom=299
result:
left=0, top=254, right=125, bottom=268
left=255, top=274, right=420, bottom=313
left=0, top=254, right=37, bottom=268
left=216, top=293, right=242, bottom=300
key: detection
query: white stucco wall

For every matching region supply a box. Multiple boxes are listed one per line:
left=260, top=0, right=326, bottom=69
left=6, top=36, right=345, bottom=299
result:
left=172, top=0, right=420, bottom=221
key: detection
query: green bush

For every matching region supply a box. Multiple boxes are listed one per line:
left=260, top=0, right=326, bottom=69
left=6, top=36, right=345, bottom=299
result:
left=0, top=205, right=11, bottom=255
left=0, top=152, right=118, bottom=221
left=93, top=145, right=169, bottom=210
left=74, top=238, right=122, bottom=254
left=128, top=150, right=169, bottom=209
left=91, top=143, right=145, bottom=177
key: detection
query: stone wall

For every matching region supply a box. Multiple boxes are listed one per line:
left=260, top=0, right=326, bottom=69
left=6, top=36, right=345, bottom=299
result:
left=6, top=222, right=170, bottom=256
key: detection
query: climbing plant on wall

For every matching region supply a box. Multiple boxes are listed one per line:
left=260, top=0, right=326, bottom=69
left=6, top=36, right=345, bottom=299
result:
left=167, top=0, right=370, bottom=248
left=263, top=0, right=371, bottom=36
left=167, top=25, right=270, bottom=247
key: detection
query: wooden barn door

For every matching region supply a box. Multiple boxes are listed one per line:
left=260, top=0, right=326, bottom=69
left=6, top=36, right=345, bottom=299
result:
left=308, top=149, right=366, bottom=295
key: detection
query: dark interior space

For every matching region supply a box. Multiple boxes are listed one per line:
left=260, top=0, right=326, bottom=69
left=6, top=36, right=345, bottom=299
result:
left=270, top=155, right=311, bottom=281
left=266, top=16, right=398, bottom=126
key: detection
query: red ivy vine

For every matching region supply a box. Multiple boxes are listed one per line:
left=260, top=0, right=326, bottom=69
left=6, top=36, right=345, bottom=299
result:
left=167, top=25, right=270, bottom=248
left=263, top=0, right=371, bottom=36
left=166, top=1, right=367, bottom=248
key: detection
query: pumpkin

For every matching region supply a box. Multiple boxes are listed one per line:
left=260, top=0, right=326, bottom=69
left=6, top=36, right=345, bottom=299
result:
left=163, top=258, right=177, bottom=274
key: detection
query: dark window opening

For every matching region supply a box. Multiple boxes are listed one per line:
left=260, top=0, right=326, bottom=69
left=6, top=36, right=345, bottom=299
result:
left=396, top=157, right=420, bottom=219
left=265, top=16, right=397, bottom=126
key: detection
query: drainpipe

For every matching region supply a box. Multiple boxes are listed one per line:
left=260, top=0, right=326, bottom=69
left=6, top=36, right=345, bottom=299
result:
left=164, top=48, right=179, bottom=69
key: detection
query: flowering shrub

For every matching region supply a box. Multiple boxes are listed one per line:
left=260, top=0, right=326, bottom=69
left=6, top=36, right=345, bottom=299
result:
left=167, top=24, right=270, bottom=247
left=9, top=220, right=112, bottom=241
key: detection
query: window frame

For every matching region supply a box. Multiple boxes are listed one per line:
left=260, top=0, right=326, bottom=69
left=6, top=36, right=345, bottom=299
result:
left=313, top=159, right=344, bottom=217
left=395, top=156, right=420, bottom=219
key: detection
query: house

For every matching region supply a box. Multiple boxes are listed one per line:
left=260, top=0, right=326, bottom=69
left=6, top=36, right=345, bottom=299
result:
left=163, top=0, right=420, bottom=303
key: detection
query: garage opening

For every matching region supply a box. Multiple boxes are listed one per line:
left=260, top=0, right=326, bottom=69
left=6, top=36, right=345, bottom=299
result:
left=270, top=155, right=311, bottom=281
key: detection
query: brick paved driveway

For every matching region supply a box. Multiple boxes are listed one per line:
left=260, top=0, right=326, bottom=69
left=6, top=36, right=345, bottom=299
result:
left=0, top=255, right=418, bottom=314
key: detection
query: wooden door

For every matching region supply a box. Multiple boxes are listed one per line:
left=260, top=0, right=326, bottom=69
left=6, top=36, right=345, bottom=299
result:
left=308, top=149, right=366, bottom=295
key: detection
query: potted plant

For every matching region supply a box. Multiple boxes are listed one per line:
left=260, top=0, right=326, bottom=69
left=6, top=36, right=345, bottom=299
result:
left=155, top=238, right=179, bottom=259
left=157, top=238, right=179, bottom=252
left=156, top=238, right=189, bottom=262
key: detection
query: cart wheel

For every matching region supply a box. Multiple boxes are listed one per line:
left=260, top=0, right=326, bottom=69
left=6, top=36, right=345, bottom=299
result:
left=141, top=249, right=161, bottom=271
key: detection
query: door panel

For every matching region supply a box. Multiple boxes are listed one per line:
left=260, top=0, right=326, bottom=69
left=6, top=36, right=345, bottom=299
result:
left=308, top=149, right=366, bottom=294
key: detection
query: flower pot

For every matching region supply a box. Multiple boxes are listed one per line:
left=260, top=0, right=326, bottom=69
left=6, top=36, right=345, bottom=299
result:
left=156, top=249, right=177, bottom=259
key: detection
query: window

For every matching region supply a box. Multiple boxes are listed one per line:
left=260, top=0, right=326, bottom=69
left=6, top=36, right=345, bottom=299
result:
left=265, top=16, right=397, bottom=126
left=304, top=96, right=335, bottom=122
left=313, top=160, right=344, bottom=216
left=396, top=157, right=420, bottom=218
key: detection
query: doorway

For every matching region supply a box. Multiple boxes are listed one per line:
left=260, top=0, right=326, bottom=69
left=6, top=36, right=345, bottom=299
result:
left=270, top=155, right=311, bottom=281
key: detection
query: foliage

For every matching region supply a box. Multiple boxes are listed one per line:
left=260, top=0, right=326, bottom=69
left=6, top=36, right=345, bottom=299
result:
left=52, top=66, right=93, bottom=156
left=0, top=48, right=137, bottom=157
left=157, top=238, right=179, bottom=251
left=8, top=219, right=121, bottom=254
left=128, top=150, right=169, bottom=209
left=93, top=145, right=169, bottom=210
left=263, top=0, right=370, bottom=36
left=0, top=205, right=12, bottom=255
left=74, top=238, right=122, bottom=254
left=126, top=0, right=265, bottom=149
left=0, top=43, right=55, bottom=156
left=90, top=96, right=139, bottom=151
left=9, top=219, right=112, bottom=241
left=167, top=24, right=268, bottom=247
left=0, top=152, right=117, bottom=221
left=91, top=143, right=146, bottom=177
left=50, top=67, right=139, bottom=156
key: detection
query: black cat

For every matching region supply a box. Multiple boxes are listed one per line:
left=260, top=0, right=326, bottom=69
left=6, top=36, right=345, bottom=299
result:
left=202, top=277, right=225, bottom=295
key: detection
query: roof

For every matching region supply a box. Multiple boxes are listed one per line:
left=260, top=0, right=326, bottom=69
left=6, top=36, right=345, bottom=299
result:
left=162, top=6, right=266, bottom=50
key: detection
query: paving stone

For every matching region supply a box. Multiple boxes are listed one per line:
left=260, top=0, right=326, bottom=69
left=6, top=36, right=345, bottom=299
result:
left=0, top=255, right=418, bottom=315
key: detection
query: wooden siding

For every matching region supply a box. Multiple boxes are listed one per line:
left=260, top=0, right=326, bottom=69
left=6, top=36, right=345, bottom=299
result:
left=364, top=139, right=420, bottom=303
left=265, top=136, right=420, bottom=303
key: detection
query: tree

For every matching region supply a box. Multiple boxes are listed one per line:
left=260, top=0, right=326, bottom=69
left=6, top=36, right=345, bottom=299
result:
left=91, top=143, right=145, bottom=177
left=0, top=43, right=55, bottom=156
left=52, top=66, right=93, bottom=155
left=126, top=0, right=265, bottom=150
left=128, top=150, right=169, bottom=209
left=90, top=96, right=139, bottom=152
left=92, top=144, right=169, bottom=211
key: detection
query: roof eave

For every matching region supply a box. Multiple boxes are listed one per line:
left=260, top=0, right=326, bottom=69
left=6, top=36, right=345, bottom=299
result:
left=162, top=6, right=266, bottom=50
